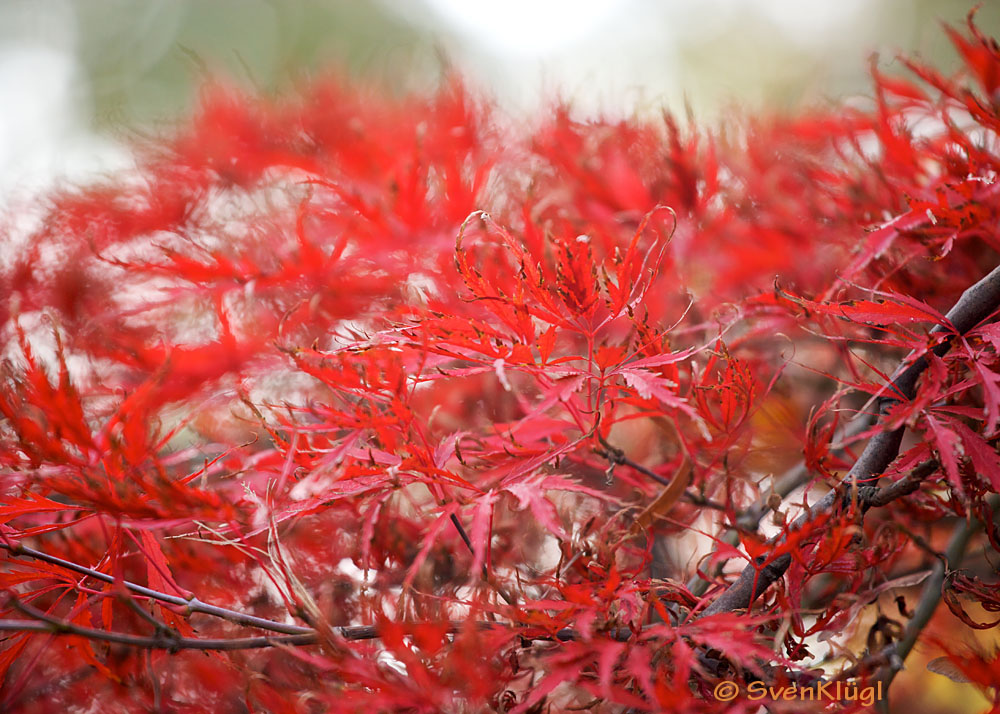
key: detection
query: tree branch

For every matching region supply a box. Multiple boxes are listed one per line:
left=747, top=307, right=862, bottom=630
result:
left=687, top=414, right=873, bottom=597
left=699, top=264, right=1000, bottom=617
left=867, top=459, right=936, bottom=507
left=874, top=499, right=990, bottom=713
left=1, top=590, right=618, bottom=651
left=1, top=543, right=312, bottom=635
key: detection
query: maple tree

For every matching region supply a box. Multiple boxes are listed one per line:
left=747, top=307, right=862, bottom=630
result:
left=3, top=13, right=1000, bottom=714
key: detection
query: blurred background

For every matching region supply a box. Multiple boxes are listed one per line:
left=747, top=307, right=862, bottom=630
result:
left=0, top=0, right=997, bottom=199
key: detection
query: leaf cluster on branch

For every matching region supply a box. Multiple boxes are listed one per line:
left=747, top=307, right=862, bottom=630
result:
left=2, top=13, right=1000, bottom=714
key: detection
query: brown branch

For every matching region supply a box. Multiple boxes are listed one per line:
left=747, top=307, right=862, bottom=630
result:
left=699, top=264, right=1000, bottom=618
left=867, top=459, right=936, bottom=507
left=4, top=594, right=322, bottom=650
left=1, top=542, right=312, bottom=635
left=1, top=592, right=615, bottom=651
left=687, top=415, right=873, bottom=597
left=5, top=520, right=517, bottom=641
left=823, top=503, right=986, bottom=687
left=2, top=530, right=516, bottom=646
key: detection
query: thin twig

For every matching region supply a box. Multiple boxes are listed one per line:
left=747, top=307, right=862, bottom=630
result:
left=448, top=512, right=516, bottom=607
left=147, top=649, right=163, bottom=714
left=120, top=593, right=175, bottom=635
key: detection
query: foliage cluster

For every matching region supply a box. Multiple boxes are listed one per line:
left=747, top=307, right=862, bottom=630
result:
left=2, top=14, right=1000, bottom=714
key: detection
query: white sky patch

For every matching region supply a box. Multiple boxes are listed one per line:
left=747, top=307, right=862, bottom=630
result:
left=0, top=44, right=128, bottom=201
left=747, top=0, right=868, bottom=40
left=388, top=0, right=877, bottom=117
left=422, top=0, right=625, bottom=57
